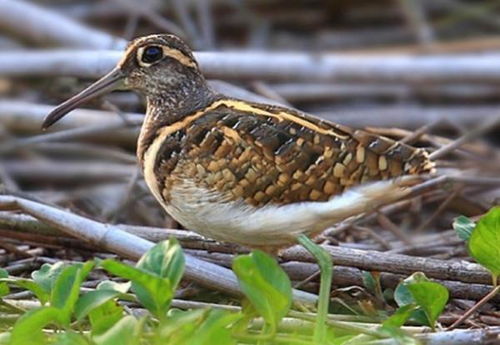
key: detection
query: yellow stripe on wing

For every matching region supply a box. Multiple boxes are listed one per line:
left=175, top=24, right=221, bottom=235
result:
left=148, top=98, right=350, bottom=143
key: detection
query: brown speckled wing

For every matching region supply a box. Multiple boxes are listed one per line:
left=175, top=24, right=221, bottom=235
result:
left=152, top=99, right=434, bottom=206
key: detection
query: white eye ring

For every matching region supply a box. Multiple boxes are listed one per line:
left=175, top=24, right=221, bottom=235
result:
left=137, top=46, right=163, bottom=67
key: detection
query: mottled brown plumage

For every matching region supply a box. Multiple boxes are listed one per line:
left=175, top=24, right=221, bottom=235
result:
left=150, top=98, right=432, bottom=207
left=43, top=34, right=434, bottom=249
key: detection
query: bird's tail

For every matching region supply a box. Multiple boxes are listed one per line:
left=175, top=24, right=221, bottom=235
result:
left=313, top=175, right=423, bottom=224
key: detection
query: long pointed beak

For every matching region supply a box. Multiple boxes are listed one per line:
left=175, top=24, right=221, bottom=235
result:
left=42, top=67, right=125, bottom=130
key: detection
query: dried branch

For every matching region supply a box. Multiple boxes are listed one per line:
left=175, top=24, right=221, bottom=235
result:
left=171, top=0, right=202, bottom=48
left=271, top=83, right=500, bottom=102
left=382, top=326, right=500, bottom=345
left=3, top=100, right=499, bottom=143
left=28, top=142, right=137, bottom=164
left=0, top=211, right=247, bottom=253
left=282, top=261, right=499, bottom=302
left=447, top=285, right=500, bottom=330
left=317, top=105, right=500, bottom=130
left=3, top=161, right=135, bottom=184
left=429, top=111, right=500, bottom=160
left=398, top=0, right=435, bottom=47
left=281, top=245, right=492, bottom=285
left=195, top=0, right=215, bottom=49
left=0, top=0, right=126, bottom=49
left=0, top=121, right=141, bottom=154
left=109, top=0, right=185, bottom=38
left=0, top=101, right=141, bottom=146
left=4, top=50, right=500, bottom=84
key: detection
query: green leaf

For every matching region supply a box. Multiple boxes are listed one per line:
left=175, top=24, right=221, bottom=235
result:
left=99, top=239, right=184, bottom=320
left=341, top=334, right=375, bottom=345
left=50, top=265, right=78, bottom=309
left=89, top=299, right=124, bottom=336
left=394, top=283, right=428, bottom=326
left=156, top=309, right=206, bottom=342
left=0, top=269, right=9, bottom=297
left=75, top=289, right=121, bottom=321
left=453, top=215, right=475, bottom=241
left=383, top=287, right=395, bottom=302
left=362, top=271, right=384, bottom=301
left=51, top=261, right=94, bottom=325
left=407, top=282, right=449, bottom=330
left=394, top=273, right=432, bottom=324
left=232, top=250, right=292, bottom=333
left=93, top=315, right=141, bottom=345
left=394, top=273, right=448, bottom=329
left=383, top=304, right=418, bottom=328
left=0, top=278, right=49, bottom=305
left=156, top=309, right=239, bottom=345
left=468, top=207, right=500, bottom=285
left=230, top=299, right=258, bottom=335
left=330, top=335, right=357, bottom=345
left=362, top=271, right=377, bottom=294
left=182, top=309, right=239, bottom=345
left=379, top=325, right=420, bottom=345
left=32, top=262, right=66, bottom=295
left=136, top=238, right=185, bottom=290
left=97, top=280, right=131, bottom=294
left=394, top=272, right=429, bottom=306
left=52, top=331, right=90, bottom=345
left=10, top=306, right=60, bottom=345
left=99, top=259, right=172, bottom=319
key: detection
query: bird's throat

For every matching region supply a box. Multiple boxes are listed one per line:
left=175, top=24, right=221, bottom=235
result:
left=136, top=81, right=216, bottom=166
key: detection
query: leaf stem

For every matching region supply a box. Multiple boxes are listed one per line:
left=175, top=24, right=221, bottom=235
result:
left=297, top=234, right=332, bottom=344
left=257, top=322, right=271, bottom=345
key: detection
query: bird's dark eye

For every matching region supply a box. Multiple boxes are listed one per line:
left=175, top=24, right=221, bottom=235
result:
left=141, top=46, right=163, bottom=64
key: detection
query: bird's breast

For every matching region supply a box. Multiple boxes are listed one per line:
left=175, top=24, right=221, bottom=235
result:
left=140, top=136, right=322, bottom=247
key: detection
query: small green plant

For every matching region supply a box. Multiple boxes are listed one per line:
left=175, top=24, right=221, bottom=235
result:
left=8, top=261, right=95, bottom=345
left=232, top=250, right=292, bottom=338
left=466, top=207, right=500, bottom=286
left=100, top=238, right=184, bottom=321
left=453, top=207, right=500, bottom=285
left=379, top=304, right=421, bottom=345
left=452, top=215, right=475, bottom=241
left=0, top=237, right=416, bottom=345
left=450, top=207, right=500, bottom=329
left=394, top=273, right=449, bottom=331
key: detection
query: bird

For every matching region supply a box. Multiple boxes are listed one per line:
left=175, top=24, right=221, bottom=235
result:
left=43, top=33, right=434, bottom=253
left=43, top=34, right=435, bottom=342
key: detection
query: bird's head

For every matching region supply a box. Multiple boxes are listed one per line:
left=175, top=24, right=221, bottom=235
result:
left=42, top=34, right=202, bottom=129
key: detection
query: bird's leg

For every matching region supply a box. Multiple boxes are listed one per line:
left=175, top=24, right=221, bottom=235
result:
left=297, top=234, right=332, bottom=344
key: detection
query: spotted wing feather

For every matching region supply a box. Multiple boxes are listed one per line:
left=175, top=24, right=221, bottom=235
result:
left=154, top=99, right=433, bottom=206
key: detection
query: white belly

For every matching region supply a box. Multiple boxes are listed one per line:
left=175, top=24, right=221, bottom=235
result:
left=145, top=178, right=376, bottom=248
left=155, top=179, right=317, bottom=247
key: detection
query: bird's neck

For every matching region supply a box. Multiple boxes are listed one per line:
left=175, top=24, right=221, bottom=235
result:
left=136, top=77, right=216, bottom=165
